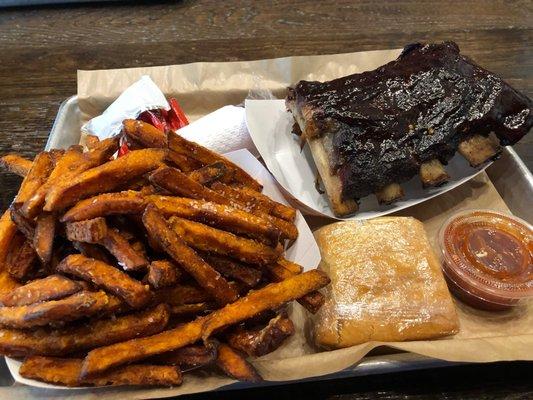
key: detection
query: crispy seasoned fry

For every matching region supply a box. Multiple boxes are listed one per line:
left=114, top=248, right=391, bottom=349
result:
left=84, top=135, right=100, bottom=150
left=65, top=217, right=108, bottom=243
left=33, top=212, right=56, bottom=263
left=0, top=304, right=169, bottom=358
left=147, top=260, right=180, bottom=289
left=143, top=206, right=238, bottom=306
left=21, top=146, right=85, bottom=218
left=44, top=148, right=165, bottom=212
left=0, top=275, right=82, bottom=307
left=202, top=269, right=329, bottom=337
left=6, top=234, right=37, bottom=281
left=148, top=344, right=216, bottom=370
left=169, top=303, right=212, bottom=316
left=215, top=343, right=262, bottom=382
left=123, top=119, right=168, bottom=148
left=9, top=203, right=35, bottom=241
left=100, top=228, right=148, bottom=271
left=149, top=168, right=297, bottom=241
left=20, top=357, right=181, bottom=387
left=277, top=257, right=303, bottom=274
left=49, top=149, right=66, bottom=165
left=0, top=154, right=32, bottom=177
left=81, top=270, right=329, bottom=376
left=57, top=254, right=151, bottom=309
left=61, top=191, right=146, bottom=222
left=147, top=195, right=281, bottom=246
left=227, top=313, right=295, bottom=357
left=153, top=284, right=210, bottom=306
left=169, top=217, right=281, bottom=265
left=169, top=132, right=262, bottom=191
left=237, top=185, right=297, bottom=222
left=166, top=151, right=202, bottom=172
left=211, top=182, right=296, bottom=222
left=0, top=290, right=109, bottom=329
left=30, top=138, right=120, bottom=217
left=72, top=241, right=113, bottom=264
left=99, top=294, right=130, bottom=316
left=14, top=151, right=53, bottom=204
left=0, top=211, right=20, bottom=295
left=265, top=262, right=325, bottom=314
left=66, top=217, right=147, bottom=270
left=150, top=166, right=229, bottom=204
left=187, top=162, right=228, bottom=185
left=201, top=254, right=262, bottom=288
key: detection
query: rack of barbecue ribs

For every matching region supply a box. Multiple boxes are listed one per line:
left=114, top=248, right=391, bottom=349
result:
left=286, top=42, right=532, bottom=217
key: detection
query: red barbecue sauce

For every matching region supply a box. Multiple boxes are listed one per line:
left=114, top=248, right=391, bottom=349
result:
left=439, top=210, right=532, bottom=311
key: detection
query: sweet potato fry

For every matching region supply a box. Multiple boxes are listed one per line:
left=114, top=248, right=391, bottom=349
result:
left=6, top=234, right=37, bottom=281
left=44, top=148, right=165, bottom=212
left=169, top=217, right=281, bottom=265
left=0, top=304, right=169, bottom=358
left=100, top=228, right=148, bottom=271
left=84, top=134, right=100, bottom=150
left=66, top=217, right=147, bottom=270
left=169, top=302, right=212, bottom=316
left=24, top=140, right=120, bottom=218
left=187, top=162, right=228, bottom=185
left=150, top=166, right=229, bottom=204
left=123, top=119, right=168, bottom=148
left=20, top=356, right=181, bottom=387
left=72, top=241, right=113, bottom=265
left=49, top=149, right=66, bottom=165
left=153, top=284, right=211, bottom=306
left=0, top=154, right=32, bottom=177
left=147, top=195, right=281, bottom=246
left=14, top=151, right=53, bottom=204
left=169, top=131, right=262, bottom=191
left=0, top=275, right=82, bottom=307
left=211, top=182, right=296, bottom=222
left=202, top=269, right=329, bottom=336
left=227, top=313, right=295, bottom=357
left=236, top=185, right=297, bottom=222
left=277, top=257, right=303, bottom=274
left=0, top=211, right=20, bottom=295
left=147, top=260, right=180, bottom=289
left=265, top=262, right=325, bottom=314
left=0, top=290, right=109, bottom=329
left=57, top=254, right=151, bottom=309
left=65, top=217, right=108, bottom=243
left=148, top=344, right=216, bottom=370
left=61, top=191, right=146, bottom=222
left=149, top=167, right=296, bottom=241
left=0, top=210, right=17, bottom=261
left=143, top=206, right=238, bottom=306
left=81, top=270, right=329, bottom=376
left=166, top=150, right=203, bottom=172
left=201, top=254, right=262, bottom=288
left=33, top=212, right=56, bottom=263
left=9, top=203, right=35, bottom=241
left=21, top=146, right=85, bottom=218
left=215, top=343, right=262, bottom=382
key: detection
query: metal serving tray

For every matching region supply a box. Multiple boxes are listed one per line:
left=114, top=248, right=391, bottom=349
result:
left=1, top=95, right=530, bottom=394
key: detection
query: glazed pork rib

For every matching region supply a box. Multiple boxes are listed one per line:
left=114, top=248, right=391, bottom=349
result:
left=286, top=42, right=532, bottom=216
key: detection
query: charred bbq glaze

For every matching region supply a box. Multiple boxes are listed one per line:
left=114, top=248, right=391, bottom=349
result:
left=287, top=42, right=532, bottom=201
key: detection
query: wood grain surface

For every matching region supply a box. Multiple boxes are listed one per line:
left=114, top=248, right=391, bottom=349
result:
left=0, top=1, right=531, bottom=398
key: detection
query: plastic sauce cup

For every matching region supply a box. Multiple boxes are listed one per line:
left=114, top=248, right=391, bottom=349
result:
left=439, top=210, right=532, bottom=311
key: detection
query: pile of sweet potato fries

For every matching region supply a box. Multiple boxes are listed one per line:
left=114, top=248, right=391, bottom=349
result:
left=0, top=119, right=330, bottom=387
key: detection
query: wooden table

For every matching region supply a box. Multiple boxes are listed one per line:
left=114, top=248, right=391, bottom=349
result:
left=0, top=1, right=531, bottom=398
